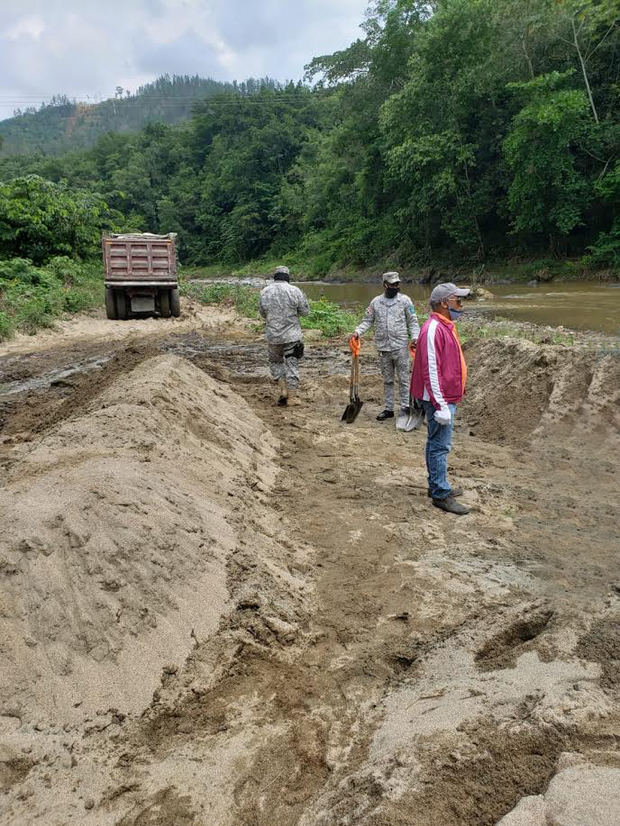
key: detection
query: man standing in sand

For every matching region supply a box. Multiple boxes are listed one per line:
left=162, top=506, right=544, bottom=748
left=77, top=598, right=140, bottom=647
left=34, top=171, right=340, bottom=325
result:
left=411, top=282, right=471, bottom=515
left=348, top=272, right=420, bottom=421
left=259, top=266, right=310, bottom=407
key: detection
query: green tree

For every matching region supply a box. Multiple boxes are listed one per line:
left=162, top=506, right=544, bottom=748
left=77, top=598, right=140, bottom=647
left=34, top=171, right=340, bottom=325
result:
left=0, top=175, right=119, bottom=263
left=504, top=72, right=592, bottom=251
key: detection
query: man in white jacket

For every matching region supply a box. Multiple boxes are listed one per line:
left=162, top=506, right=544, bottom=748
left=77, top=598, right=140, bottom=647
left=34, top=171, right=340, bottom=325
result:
left=349, top=272, right=420, bottom=421
left=259, top=266, right=310, bottom=407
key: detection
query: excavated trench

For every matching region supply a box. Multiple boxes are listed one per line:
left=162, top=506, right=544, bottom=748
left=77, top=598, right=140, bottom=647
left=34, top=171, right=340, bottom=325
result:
left=0, top=318, right=619, bottom=826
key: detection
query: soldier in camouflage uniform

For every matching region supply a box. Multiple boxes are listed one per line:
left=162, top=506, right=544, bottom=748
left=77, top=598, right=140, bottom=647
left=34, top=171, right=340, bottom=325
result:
left=259, top=266, right=310, bottom=407
left=349, top=272, right=420, bottom=421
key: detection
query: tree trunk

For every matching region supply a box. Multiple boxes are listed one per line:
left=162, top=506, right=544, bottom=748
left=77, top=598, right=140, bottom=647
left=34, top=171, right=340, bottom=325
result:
left=572, top=16, right=599, bottom=123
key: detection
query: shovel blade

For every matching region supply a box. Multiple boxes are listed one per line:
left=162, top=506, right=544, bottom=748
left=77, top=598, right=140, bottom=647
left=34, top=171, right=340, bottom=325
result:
left=395, top=411, right=408, bottom=430
left=341, top=399, right=363, bottom=423
left=403, top=410, right=424, bottom=431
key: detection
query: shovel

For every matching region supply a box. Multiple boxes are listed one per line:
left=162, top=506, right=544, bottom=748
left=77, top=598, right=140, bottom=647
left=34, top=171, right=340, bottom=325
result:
left=396, top=348, right=425, bottom=431
left=341, top=336, right=363, bottom=423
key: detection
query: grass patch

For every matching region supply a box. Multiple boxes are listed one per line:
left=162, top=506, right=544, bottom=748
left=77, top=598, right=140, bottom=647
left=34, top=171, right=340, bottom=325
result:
left=459, top=318, right=576, bottom=347
left=0, top=256, right=103, bottom=341
left=179, top=280, right=260, bottom=318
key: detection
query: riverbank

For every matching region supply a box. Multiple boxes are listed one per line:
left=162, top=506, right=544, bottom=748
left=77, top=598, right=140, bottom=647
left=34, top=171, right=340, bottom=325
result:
left=185, top=258, right=619, bottom=286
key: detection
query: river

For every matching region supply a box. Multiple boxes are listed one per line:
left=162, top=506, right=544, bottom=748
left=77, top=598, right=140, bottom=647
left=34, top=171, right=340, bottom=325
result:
left=297, top=281, right=620, bottom=336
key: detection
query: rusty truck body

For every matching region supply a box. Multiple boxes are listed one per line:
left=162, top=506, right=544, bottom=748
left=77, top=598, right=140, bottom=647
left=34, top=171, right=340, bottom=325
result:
left=102, top=232, right=180, bottom=319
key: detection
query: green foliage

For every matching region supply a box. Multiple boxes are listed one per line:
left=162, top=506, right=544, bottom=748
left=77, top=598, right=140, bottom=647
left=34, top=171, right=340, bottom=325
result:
left=504, top=72, right=592, bottom=244
left=584, top=161, right=620, bottom=269
left=0, top=176, right=120, bottom=264
left=0, top=257, right=48, bottom=285
left=0, top=311, right=13, bottom=339
left=584, top=223, right=620, bottom=269
left=0, top=257, right=102, bottom=340
left=301, top=298, right=358, bottom=337
left=179, top=281, right=261, bottom=318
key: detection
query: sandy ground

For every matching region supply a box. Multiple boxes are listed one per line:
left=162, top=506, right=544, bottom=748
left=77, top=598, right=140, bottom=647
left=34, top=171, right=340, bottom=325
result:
left=0, top=303, right=618, bottom=825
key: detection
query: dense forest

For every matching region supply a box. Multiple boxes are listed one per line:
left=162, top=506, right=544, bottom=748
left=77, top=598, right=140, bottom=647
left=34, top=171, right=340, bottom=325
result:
left=0, top=0, right=618, bottom=275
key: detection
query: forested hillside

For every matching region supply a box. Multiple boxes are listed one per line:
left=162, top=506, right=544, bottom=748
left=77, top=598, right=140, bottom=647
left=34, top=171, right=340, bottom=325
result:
left=0, top=75, right=265, bottom=156
left=0, top=0, right=618, bottom=274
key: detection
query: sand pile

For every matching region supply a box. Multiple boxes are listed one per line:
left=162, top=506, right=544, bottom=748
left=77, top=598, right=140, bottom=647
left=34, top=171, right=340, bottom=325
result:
left=463, top=338, right=620, bottom=446
left=0, top=354, right=279, bottom=725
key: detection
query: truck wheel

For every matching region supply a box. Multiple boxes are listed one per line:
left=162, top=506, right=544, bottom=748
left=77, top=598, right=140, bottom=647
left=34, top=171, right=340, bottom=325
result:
left=116, top=290, right=129, bottom=320
left=105, top=287, right=117, bottom=319
left=170, top=287, right=181, bottom=317
left=159, top=290, right=171, bottom=318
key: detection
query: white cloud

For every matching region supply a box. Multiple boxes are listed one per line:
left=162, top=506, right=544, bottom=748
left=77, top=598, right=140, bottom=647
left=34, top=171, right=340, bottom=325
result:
left=0, top=0, right=369, bottom=121
left=5, top=14, right=46, bottom=41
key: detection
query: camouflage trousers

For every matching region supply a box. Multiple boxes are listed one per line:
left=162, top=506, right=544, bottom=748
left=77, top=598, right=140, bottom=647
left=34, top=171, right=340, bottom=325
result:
left=379, top=347, right=410, bottom=411
left=267, top=340, right=301, bottom=389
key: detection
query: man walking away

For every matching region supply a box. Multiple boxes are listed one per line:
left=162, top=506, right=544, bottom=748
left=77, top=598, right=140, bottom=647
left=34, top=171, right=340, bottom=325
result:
left=259, top=266, right=310, bottom=407
left=349, top=272, right=420, bottom=421
left=411, top=282, right=471, bottom=515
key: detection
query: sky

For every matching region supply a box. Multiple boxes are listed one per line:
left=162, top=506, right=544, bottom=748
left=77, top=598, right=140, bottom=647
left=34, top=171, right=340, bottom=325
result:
left=0, top=0, right=370, bottom=121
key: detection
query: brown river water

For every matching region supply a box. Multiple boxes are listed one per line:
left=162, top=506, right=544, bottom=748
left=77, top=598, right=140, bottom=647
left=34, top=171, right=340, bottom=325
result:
left=299, top=281, right=620, bottom=336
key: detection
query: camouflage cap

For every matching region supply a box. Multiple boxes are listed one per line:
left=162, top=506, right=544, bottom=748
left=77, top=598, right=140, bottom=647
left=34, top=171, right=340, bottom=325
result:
left=382, top=271, right=400, bottom=285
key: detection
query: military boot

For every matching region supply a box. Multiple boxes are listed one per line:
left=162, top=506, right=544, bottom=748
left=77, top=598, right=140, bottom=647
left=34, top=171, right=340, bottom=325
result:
left=287, top=388, right=301, bottom=406
left=276, top=378, right=288, bottom=406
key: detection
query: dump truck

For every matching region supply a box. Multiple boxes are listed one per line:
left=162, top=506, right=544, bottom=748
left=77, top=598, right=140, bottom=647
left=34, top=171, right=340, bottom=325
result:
left=102, top=232, right=180, bottom=319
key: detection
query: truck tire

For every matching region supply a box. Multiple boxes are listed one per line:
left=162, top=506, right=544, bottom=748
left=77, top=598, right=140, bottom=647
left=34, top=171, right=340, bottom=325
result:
left=116, top=290, right=129, bottom=320
left=170, top=287, right=181, bottom=317
left=159, top=290, right=171, bottom=318
left=105, top=287, right=117, bottom=319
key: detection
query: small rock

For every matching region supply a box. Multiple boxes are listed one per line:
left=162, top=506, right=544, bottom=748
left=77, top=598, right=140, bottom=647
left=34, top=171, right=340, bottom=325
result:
left=84, top=798, right=95, bottom=810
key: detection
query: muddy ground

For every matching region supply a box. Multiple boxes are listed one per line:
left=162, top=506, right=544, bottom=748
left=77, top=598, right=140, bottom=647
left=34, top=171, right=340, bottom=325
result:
left=0, top=303, right=619, bottom=826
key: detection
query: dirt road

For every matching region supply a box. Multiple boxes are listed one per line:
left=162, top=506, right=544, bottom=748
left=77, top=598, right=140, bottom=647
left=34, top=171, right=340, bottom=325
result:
left=1, top=304, right=619, bottom=825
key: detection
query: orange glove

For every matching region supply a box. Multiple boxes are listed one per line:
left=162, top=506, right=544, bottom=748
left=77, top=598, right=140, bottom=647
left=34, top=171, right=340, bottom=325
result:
left=408, top=340, right=417, bottom=358
left=348, top=333, right=361, bottom=356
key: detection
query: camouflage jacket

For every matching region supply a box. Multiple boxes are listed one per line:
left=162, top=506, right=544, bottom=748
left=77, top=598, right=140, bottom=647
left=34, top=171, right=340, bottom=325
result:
left=259, top=281, right=310, bottom=344
left=355, top=293, right=420, bottom=351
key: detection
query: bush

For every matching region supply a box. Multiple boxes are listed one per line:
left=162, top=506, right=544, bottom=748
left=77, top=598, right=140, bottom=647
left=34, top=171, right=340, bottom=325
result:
left=583, top=222, right=620, bottom=270
left=14, top=293, right=61, bottom=334
left=0, top=257, right=44, bottom=285
left=0, top=257, right=103, bottom=339
left=301, top=298, right=357, bottom=337
left=179, top=281, right=261, bottom=317
left=0, top=311, right=14, bottom=340
left=0, top=176, right=120, bottom=265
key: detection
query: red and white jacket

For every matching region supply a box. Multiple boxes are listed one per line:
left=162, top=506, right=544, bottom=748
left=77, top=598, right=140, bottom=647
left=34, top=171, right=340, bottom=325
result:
left=411, top=313, right=467, bottom=409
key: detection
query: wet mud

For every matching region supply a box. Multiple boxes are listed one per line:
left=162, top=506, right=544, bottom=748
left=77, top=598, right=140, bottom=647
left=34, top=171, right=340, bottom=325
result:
left=0, top=307, right=619, bottom=825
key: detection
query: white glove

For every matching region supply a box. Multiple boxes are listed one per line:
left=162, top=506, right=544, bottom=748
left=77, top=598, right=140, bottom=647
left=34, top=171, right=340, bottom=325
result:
left=433, top=407, right=452, bottom=426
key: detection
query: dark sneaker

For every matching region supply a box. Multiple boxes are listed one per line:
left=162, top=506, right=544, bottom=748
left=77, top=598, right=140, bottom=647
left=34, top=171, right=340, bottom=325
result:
left=427, top=486, right=463, bottom=498
left=376, top=410, right=395, bottom=421
left=432, top=496, right=470, bottom=515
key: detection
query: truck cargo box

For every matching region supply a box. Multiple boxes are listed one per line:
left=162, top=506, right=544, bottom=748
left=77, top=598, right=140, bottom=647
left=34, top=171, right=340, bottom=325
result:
left=102, top=233, right=181, bottom=319
left=102, top=233, right=178, bottom=286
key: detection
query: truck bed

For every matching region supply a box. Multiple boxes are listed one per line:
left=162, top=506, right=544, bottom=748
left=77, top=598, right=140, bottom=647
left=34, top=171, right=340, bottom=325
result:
left=102, top=233, right=178, bottom=285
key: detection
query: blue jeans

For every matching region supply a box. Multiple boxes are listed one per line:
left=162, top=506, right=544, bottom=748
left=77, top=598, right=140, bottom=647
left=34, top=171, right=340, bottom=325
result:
left=421, top=401, right=457, bottom=500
